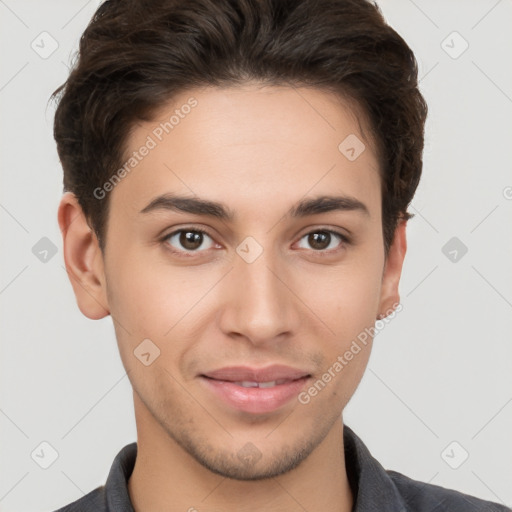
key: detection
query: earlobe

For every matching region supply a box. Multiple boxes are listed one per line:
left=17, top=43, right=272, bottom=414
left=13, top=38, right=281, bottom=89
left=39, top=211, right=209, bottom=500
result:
left=58, top=192, right=110, bottom=320
left=377, top=219, right=407, bottom=318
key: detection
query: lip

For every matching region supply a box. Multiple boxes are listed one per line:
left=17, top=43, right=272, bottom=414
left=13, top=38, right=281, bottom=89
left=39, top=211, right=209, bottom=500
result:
left=199, top=365, right=312, bottom=414
left=202, top=364, right=311, bottom=382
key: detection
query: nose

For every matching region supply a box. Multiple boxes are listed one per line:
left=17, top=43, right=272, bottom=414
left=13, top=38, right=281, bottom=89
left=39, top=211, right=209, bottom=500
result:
left=217, top=247, right=302, bottom=347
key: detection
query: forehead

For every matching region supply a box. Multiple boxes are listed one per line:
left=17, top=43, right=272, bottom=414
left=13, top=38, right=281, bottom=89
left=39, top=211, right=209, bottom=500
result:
left=113, top=84, right=381, bottom=221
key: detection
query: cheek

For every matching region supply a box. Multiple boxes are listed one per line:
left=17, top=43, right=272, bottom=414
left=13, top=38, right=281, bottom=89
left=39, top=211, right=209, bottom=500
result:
left=105, top=253, right=221, bottom=368
left=105, top=247, right=182, bottom=334
left=301, top=255, right=383, bottom=341
left=105, top=265, right=191, bottom=397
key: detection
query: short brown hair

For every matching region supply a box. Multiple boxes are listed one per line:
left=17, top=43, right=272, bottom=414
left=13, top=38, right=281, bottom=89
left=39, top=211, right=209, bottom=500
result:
left=52, top=0, right=428, bottom=255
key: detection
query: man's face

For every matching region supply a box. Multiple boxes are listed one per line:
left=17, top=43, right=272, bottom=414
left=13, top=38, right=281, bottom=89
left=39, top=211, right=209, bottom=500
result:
left=78, top=84, right=403, bottom=479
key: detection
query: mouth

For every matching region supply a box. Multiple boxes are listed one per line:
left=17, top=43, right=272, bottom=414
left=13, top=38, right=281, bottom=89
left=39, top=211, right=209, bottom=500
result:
left=198, top=365, right=312, bottom=414
left=221, top=378, right=299, bottom=388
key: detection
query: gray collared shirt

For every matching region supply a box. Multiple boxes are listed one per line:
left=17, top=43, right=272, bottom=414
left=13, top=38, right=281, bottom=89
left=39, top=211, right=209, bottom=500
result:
left=54, top=424, right=511, bottom=511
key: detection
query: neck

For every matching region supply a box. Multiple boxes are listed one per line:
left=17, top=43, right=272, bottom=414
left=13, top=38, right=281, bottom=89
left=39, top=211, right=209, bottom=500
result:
left=128, top=394, right=353, bottom=512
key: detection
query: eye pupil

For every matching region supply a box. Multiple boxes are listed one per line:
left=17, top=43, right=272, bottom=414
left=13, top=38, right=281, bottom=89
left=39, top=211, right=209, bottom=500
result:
left=309, top=231, right=330, bottom=250
left=180, top=231, right=203, bottom=250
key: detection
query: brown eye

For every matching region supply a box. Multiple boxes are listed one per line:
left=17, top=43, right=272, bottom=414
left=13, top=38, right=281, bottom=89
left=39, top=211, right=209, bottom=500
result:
left=308, top=231, right=330, bottom=250
left=296, top=230, right=349, bottom=252
left=164, top=228, right=215, bottom=255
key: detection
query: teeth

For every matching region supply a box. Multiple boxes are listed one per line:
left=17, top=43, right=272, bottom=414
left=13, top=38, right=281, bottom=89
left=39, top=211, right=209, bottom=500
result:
left=234, top=380, right=280, bottom=388
left=238, top=381, right=259, bottom=388
left=258, top=381, right=277, bottom=388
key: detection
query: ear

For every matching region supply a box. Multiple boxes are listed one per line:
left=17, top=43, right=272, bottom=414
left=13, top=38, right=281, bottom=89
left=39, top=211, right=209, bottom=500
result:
left=377, top=219, right=407, bottom=318
left=58, top=192, right=110, bottom=319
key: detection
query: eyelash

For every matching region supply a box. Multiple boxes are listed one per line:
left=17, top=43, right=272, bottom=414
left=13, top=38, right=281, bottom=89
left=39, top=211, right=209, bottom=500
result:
left=160, top=226, right=351, bottom=258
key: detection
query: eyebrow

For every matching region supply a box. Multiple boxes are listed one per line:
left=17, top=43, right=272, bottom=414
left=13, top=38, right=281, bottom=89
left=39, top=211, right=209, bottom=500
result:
left=140, top=193, right=370, bottom=220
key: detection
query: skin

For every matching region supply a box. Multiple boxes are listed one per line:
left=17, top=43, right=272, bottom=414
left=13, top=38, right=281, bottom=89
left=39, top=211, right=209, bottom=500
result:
left=58, top=83, right=407, bottom=512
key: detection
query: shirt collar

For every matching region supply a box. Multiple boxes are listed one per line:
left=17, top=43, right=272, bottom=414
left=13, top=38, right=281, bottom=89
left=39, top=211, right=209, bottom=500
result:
left=343, top=424, right=408, bottom=511
left=104, top=424, right=407, bottom=511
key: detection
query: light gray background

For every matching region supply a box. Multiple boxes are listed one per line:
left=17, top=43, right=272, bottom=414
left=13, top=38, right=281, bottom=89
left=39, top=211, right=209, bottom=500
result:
left=1, top=1, right=511, bottom=510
